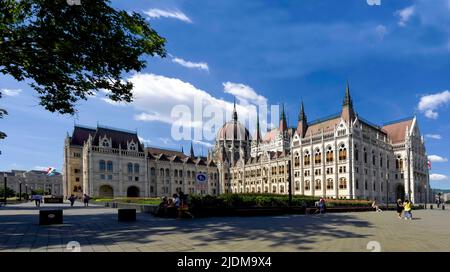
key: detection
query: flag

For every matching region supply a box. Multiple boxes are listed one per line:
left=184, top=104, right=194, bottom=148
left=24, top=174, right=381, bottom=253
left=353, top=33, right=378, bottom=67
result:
left=426, top=160, right=431, bottom=170
left=46, top=167, right=56, bottom=176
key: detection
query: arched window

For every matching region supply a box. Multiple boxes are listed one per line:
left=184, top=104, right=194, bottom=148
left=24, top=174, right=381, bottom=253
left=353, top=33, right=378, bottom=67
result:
left=326, top=146, right=333, bottom=163
left=305, top=180, right=310, bottom=190
left=165, top=169, right=170, bottom=177
left=134, top=163, right=140, bottom=174
left=326, top=179, right=333, bottom=190
left=280, top=185, right=285, bottom=194
left=129, top=143, right=136, bottom=151
left=107, top=161, right=113, bottom=172
left=339, top=178, right=347, bottom=189
left=380, top=153, right=383, bottom=167
left=339, top=144, right=347, bottom=161
left=315, top=180, right=321, bottom=190
left=160, top=168, right=164, bottom=176
left=127, top=163, right=133, bottom=173
left=150, top=167, right=155, bottom=176
left=314, top=149, right=322, bottom=164
left=174, top=169, right=178, bottom=177
left=364, top=148, right=367, bottom=163
left=354, top=145, right=359, bottom=161
left=99, top=160, right=106, bottom=171
left=102, top=139, right=109, bottom=147
left=304, top=151, right=311, bottom=166
left=295, top=181, right=300, bottom=191
left=372, top=151, right=376, bottom=166
left=294, top=154, right=300, bottom=167
left=272, top=186, right=277, bottom=193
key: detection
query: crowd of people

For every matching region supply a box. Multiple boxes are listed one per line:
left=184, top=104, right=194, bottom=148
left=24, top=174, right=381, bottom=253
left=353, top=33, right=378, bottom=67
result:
left=156, top=192, right=194, bottom=219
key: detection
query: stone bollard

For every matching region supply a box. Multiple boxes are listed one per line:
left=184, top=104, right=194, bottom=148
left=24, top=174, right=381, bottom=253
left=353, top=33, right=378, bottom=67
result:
left=39, top=210, right=63, bottom=225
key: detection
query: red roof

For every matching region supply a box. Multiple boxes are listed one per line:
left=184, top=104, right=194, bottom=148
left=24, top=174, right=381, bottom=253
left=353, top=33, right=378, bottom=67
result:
left=382, top=119, right=414, bottom=144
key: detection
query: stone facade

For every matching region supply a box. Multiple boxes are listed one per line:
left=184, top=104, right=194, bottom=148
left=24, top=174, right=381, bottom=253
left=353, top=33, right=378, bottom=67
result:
left=63, top=125, right=219, bottom=198
left=1, top=170, right=63, bottom=196
left=224, top=84, right=431, bottom=203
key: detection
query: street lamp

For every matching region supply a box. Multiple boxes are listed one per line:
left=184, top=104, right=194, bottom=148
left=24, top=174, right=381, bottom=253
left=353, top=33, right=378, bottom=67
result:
left=3, top=173, right=7, bottom=205
left=386, top=173, right=389, bottom=210
left=18, top=180, right=22, bottom=201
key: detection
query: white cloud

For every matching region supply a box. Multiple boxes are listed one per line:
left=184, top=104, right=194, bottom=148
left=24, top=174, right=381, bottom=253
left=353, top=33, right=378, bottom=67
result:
left=396, top=6, right=415, bottom=27
left=375, top=25, right=388, bottom=41
left=193, top=140, right=214, bottom=148
left=143, top=9, right=192, bottom=23
left=425, top=134, right=442, bottom=140
left=430, top=173, right=448, bottom=181
left=428, top=155, right=448, bottom=163
left=418, top=90, right=450, bottom=119
left=100, top=98, right=127, bottom=106
left=158, top=137, right=173, bottom=145
left=223, top=82, right=267, bottom=106
left=1, top=88, right=22, bottom=97
left=172, top=57, right=209, bottom=72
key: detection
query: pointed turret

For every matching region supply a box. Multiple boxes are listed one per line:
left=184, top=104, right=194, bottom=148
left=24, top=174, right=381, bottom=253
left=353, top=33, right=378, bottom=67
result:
left=181, top=146, right=184, bottom=154
left=297, top=101, right=308, bottom=138
left=279, top=104, right=287, bottom=132
left=232, top=98, right=238, bottom=122
left=190, top=142, right=195, bottom=158
left=341, top=82, right=356, bottom=122
left=255, top=110, right=261, bottom=144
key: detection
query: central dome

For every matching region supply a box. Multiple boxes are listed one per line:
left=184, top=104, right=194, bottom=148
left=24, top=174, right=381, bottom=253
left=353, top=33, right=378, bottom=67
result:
left=216, top=120, right=251, bottom=141
left=215, top=101, right=251, bottom=142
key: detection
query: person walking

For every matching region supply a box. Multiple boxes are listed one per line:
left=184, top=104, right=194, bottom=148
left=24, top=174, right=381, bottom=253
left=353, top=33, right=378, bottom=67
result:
left=68, top=194, right=77, bottom=207
left=83, top=194, right=90, bottom=207
left=403, top=200, right=412, bottom=220
left=319, top=198, right=326, bottom=214
left=396, top=199, right=404, bottom=219
left=372, top=200, right=382, bottom=212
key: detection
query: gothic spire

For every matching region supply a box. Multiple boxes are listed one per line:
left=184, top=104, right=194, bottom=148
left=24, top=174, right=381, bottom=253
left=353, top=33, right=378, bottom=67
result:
left=343, top=81, right=353, bottom=107
left=232, top=97, right=238, bottom=122
left=190, top=142, right=195, bottom=158
left=298, top=100, right=306, bottom=122
left=279, top=103, right=287, bottom=132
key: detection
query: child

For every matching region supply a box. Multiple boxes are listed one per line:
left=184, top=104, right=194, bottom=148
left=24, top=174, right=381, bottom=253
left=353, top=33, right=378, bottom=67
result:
left=403, top=200, right=412, bottom=220
left=396, top=199, right=404, bottom=219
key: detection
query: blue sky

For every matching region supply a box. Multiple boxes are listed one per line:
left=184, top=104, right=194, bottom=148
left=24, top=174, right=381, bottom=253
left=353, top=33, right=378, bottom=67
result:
left=1, top=0, right=450, bottom=189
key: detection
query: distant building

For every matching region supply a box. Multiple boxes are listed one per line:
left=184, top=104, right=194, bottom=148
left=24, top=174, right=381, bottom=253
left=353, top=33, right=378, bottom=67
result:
left=63, top=125, right=219, bottom=198
left=0, top=170, right=63, bottom=195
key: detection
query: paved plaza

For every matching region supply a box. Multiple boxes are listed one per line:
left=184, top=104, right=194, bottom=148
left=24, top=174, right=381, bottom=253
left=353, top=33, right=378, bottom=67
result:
left=0, top=201, right=449, bottom=252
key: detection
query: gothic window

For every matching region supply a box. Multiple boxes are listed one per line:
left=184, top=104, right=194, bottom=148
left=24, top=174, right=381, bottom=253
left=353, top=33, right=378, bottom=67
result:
left=165, top=169, right=170, bottom=177
left=295, top=181, right=300, bottom=191
left=127, top=163, right=133, bottom=173
left=314, top=149, right=322, bottom=164
left=339, top=144, right=347, bottom=161
left=272, top=186, right=277, bottom=193
left=305, top=180, right=310, bottom=190
left=129, top=143, right=136, bottom=151
left=380, top=153, right=383, bottom=167
left=339, top=178, right=347, bottom=189
left=364, top=148, right=367, bottom=164
left=294, top=153, right=300, bottom=167
left=107, top=161, right=113, bottom=172
left=99, top=160, right=106, bottom=172
left=326, top=146, right=333, bottom=163
left=280, top=185, right=285, bottom=194
left=160, top=168, right=164, bottom=176
left=150, top=168, right=155, bottom=176
left=102, top=138, right=110, bottom=147
left=372, top=151, right=376, bottom=166
left=326, top=179, right=333, bottom=190
left=304, top=151, right=311, bottom=166
left=354, top=145, right=359, bottom=161
left=134, top=163, right=140, bottom=174
left=315, top=180, right=321, bottom=190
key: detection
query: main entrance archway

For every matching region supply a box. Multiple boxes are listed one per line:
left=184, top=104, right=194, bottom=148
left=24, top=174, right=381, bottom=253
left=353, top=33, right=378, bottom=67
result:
left=99, top=185, right=114, bottom=198
left=127, top=186, right=140, bottom=197
left=395, top=184, right=405, bottom=201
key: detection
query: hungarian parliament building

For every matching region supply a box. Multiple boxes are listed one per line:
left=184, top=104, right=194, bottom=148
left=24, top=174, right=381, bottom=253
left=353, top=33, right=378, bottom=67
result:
left=63, top=84, right=431, bottom=204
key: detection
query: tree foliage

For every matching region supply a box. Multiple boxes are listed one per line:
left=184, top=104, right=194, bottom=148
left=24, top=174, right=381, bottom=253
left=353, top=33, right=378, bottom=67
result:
left=0, top=91, right=7, bottom=140
left=0, top=0, right=166, bottom=114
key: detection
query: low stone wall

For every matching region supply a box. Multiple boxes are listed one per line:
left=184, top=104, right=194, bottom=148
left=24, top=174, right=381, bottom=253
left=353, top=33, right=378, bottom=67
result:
left=103, top=202, right=158, bottom=214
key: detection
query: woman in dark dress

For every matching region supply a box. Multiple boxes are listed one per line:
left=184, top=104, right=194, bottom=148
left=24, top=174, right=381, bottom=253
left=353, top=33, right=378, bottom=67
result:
left=396, top=199, right=404, bottom=219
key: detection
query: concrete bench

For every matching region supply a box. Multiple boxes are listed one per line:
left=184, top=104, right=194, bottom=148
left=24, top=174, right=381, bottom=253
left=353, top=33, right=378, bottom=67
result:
left=39, top=210, right=63, bottom=225
left=118, top=209, right=136, bottom=222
